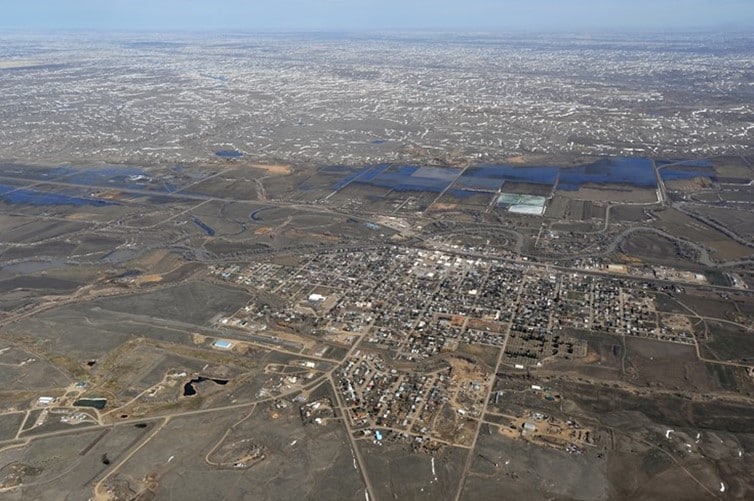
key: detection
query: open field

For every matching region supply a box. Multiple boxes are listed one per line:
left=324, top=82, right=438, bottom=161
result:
left=91, top=282, right=251, bottom=326
left=652, top=208, right=753, bottom=261
left=624, top=337, right=728, bottom=393
left=703, top=320, right=754, bottom=363
left=692, top=206, right=754, bottom=243
left=461, top=426, right=608, bottom=501
left=106, top=397, right=366, bottom=500
left=560, top=185, right=658, bottom=203
left=620, top=231, right=700, bottom=265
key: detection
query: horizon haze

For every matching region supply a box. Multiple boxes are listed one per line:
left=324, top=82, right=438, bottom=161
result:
left=1, top=0, right=754, bottom=32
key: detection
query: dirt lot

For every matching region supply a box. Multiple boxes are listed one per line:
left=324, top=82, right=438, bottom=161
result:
left=559, top=185, right=657, bottom=203
left=461, top=427, right=608, bottom=501
left=703, top=320, right=754, bottom=363
left=624, top=337, right=729, bottom=393
left=360, top=440, right=468, bottom=501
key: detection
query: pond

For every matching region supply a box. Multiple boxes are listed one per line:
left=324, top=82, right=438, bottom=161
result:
left=183, top=376, right=229, bottom=396
left=73, top=398, right=107, bottom=410
left=216, top=150, right=243, bottom=158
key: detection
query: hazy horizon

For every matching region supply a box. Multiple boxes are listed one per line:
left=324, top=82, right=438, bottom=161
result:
left=1, top=0, right=753, bottom=32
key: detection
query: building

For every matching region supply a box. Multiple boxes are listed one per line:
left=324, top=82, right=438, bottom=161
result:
left=213, top=339, right=234, bottom=350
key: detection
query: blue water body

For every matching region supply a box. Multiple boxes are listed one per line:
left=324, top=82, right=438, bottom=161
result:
left=656, top=159, right=712, bottom=168
left=64, top=166, right=145, bottom=181
left=216, top=150, right=243, bottom=158
left=193, top=218, right=215, bottom=236
left=61, top=166, right=155, bottom=191
left=0, top=184, right=116, bottom=207
left=335, top=157, right=661, bottom=194
left=558, top=157, right=655, bottom=191
left=0, top=165, right=76, bottom=180
left=333, top=164, right=391, bottom=190
left=183, top=377, right=228, bottom=397
left=465, top=165, right=559, bottom=186
left=378, top=166, right=453, bottom=192
left=73, top=398, right=107, bottom=409
left=344, top=164, right=459, bottom=193
left=389, top=178, right=448, bottom=192
left=455, top=165, right=511, bottom=190
left=453, top=175, right=503, bottom=191
left=359, top=164, right=394, bottom=182
left=249, top=206, right=274, bottom=222
left=658, top=160, right=716, bottom=181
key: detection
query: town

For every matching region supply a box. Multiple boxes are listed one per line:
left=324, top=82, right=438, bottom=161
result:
left=206, top=245, right=709, bottom=451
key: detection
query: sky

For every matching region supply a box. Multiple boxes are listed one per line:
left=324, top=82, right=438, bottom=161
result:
left=1, top=0, right=753, bottom=32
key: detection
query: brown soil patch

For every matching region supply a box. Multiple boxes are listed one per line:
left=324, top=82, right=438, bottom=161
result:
left=134, top=274, right=163, bottom=285
left=560, top=185, right=658, bottom=203
left=429, top=203, right=458, bottom=210
left=250, top=163, right=291, bottom=175
left=505, top=154, right=550, bottom=165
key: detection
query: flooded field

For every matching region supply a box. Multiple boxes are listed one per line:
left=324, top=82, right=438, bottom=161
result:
left=337, top=157, right=659, bottom=198
left=557, top=157, right=655, bottom=190
left=0, top=184, right=117, bottom=207
left=658, top=159, right=718, bottom=182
